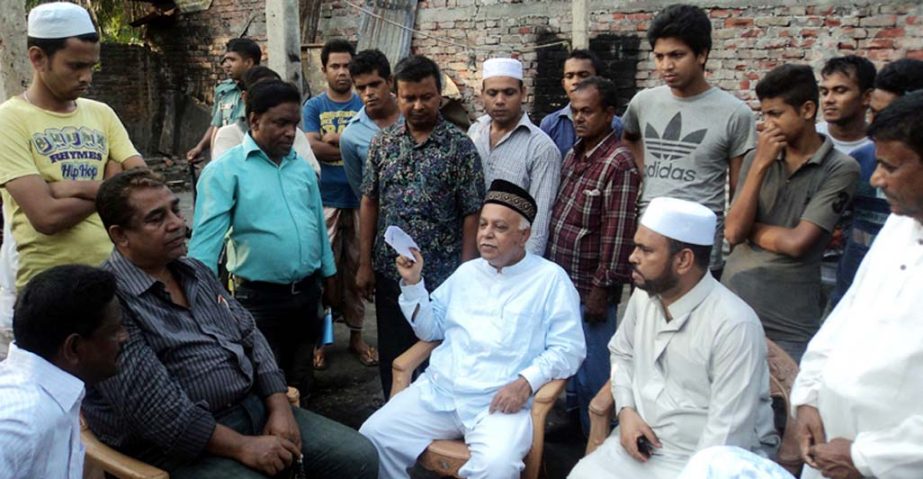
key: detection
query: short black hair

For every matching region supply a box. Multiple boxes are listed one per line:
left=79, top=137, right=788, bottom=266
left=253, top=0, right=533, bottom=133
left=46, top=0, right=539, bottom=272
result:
left=13, top=265, right=116, bottom=360
left=97, top=169, right=168, bottom=231
left=393, top=55, right=442, bottom=93
left=321, top=39, right=355, bottom=68
left=667, top=238, right=712, bottom=271
left=226, top=38, right=262, bottom=65
left=756, top=64, right=819, bottom=117
left=868, top=90, right=923, bottom=161
left=246, top=80, right=301, bottom=118
left=567, top=49, right=605, bottom=77
left=821, top=55, right=877, bottom=92
left=349, top=49, right=392, bottom=79
left=27, top=32, right=100, bottom=58
left=875, top=58, right=923, bottom=96
left=241, top=65, right=281, bottom=92
left=573, top=76, right=619, bottom=110
left=648, top=4, right=712, bottom=60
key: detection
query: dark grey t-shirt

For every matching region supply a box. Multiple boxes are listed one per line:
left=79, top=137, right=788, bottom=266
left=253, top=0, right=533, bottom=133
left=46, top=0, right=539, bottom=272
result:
left=722, top=136, right=860, bottom=343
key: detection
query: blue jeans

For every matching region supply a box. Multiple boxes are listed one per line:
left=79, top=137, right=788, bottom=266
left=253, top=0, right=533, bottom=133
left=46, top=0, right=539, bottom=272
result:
left=567, top=304, right=618, bottom=436
left=170, top=394, right=378, bottom=478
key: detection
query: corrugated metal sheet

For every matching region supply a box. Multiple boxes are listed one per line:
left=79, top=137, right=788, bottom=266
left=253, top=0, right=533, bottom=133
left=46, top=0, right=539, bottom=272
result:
left=355, top=0, right=418, bottom=67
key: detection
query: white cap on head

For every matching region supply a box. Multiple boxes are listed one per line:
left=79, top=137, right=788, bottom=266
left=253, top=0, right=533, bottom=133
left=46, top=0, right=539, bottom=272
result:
left=28, top=2, right=96, bottom=40
left=640, top=197, right=716, bottom=246
left=483, top=58, right=523, bottom=81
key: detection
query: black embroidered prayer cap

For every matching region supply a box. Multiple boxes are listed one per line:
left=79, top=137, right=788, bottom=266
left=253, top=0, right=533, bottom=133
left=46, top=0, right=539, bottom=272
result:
left=483, top=179, right=537, bottom=224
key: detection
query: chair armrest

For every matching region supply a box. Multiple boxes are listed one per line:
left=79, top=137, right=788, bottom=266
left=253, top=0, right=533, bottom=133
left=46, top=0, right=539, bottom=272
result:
left=286, top=386, right=300, bottom=406
left=81, top=416, right=169, bottom=479
left=531, top=378, right=566, bottom=422
left=586, top=379, right=614, bottom=456
left=391, top=341, right=440, bottom=398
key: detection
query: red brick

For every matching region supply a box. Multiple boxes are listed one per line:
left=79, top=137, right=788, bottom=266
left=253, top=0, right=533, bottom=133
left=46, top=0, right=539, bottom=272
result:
left=725, top=18, right=754, bottom=28
left=866, top=38, right=895, bottom=49
left=739, top=79, right=750, bottom=90
left=710, top=9, right=732, bottom=18
left=876, top=27, right=905, bottom=38
left=824, top=18, right=841, bottom=27
left=907, top=50, right=923, bottom=60
left=801, top=29, right=819, bottom=37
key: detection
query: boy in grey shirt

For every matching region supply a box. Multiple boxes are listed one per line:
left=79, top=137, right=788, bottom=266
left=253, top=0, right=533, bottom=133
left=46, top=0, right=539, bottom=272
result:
left=622, top=4, right=755, bottom=274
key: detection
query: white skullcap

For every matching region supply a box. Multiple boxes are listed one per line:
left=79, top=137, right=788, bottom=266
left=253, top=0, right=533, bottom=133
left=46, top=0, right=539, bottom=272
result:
left=28, top=2, right=96, bottom=39
left=483, top=58, right=523, bottom=81
left=640, top=197, right=716, bottom=246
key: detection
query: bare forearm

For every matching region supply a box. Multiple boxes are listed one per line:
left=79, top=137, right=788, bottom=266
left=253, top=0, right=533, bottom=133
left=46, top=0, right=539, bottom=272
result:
left=205, top=424, right=246, bottom=460
left=308, top=137, right=342, bottom=162
left=264, top=392, right=290, bottom=415
left=750, top=223, right=819, bottom=258
left=622, top=134, right=643, bottom=172
left=461, top=214, right=479, bottom=261
left=196, top=127, right=215, bottom=150
left=725, top=164, right=768, bottom=246
left=359, top=196, right=379, bottom=266
left=49, top=180, right=101, bottom=201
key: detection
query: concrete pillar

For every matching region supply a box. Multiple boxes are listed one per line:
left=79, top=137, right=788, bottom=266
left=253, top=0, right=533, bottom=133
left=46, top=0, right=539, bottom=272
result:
left=266, top=0, right=304, bottom=96
left=0, top=0, right=30, bottom=103
left=572, top=0, right=589, bottom=50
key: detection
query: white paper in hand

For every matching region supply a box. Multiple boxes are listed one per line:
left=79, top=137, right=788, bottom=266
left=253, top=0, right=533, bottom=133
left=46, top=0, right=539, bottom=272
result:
left=384, top=226, right=420, bottom=262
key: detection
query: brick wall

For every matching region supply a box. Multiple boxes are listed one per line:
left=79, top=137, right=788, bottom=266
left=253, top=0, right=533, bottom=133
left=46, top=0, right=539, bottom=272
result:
left=316, top=0, right=923, bottom=120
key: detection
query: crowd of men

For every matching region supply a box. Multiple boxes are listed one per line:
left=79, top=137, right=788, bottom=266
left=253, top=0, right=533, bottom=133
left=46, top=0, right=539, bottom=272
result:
left=0, top=1, right=921, bottom=479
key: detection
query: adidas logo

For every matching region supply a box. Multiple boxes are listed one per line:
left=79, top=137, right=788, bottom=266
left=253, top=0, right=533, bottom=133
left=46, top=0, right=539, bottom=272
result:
left=645, top=112, right=707, bottom=161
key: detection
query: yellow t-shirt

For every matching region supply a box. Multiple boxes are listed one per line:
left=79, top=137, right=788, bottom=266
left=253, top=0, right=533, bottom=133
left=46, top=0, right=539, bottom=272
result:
left=0, top=97, right=139, bottom=289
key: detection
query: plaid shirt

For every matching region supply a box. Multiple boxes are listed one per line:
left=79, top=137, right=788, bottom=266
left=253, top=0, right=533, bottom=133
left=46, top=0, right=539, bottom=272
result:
left=547, top=131, right=640, bottom=296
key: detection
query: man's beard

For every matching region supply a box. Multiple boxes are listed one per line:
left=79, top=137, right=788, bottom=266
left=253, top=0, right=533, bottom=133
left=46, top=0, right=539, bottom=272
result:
left=634, top=266, right=679, bottom=297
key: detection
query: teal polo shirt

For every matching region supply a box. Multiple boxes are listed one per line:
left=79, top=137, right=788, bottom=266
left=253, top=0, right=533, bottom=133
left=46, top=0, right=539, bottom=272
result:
left=189, top=134, right=336, bottom=283
left=211, top=80, right=245, bottom=127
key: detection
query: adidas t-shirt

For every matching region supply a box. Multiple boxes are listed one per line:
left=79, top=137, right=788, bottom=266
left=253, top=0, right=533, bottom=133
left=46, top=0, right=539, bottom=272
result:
left=623, top=85, right=756, bottom=213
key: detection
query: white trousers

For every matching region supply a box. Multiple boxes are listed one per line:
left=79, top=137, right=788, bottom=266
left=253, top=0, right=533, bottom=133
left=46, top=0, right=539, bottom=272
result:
left=359, top=381, right=533, bottom=479
left=568, top=428, right=688, bottom=479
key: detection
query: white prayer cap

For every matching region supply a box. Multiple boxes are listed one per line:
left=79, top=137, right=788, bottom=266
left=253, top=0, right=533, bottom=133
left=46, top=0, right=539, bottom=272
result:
left=640, top=197, right=716, bottom=246
left=28, top=2, right=96, bottom=40
left=483, top=58, right=523, bottom=81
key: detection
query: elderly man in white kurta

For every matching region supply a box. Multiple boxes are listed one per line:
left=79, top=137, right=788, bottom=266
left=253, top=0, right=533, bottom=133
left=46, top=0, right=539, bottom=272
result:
left=790, top=92, right=923, bottom=479
left=570, top=197, right=777, bottom=479
left=467, top=58, right=561, bottom=255
left=360, top=179, right=585, bottom=479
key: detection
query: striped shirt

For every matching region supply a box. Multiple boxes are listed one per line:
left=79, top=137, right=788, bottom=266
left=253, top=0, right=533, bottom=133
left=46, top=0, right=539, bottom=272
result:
left=82, top=250, right=286, bottom=468
left=547, top=131, right=640, bottom=296
left=468, top=113, right=562, bottom=255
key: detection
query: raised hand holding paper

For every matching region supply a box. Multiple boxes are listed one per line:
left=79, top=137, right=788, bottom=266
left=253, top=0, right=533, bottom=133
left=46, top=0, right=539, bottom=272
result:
left=384, top=226, right=420, bottom=262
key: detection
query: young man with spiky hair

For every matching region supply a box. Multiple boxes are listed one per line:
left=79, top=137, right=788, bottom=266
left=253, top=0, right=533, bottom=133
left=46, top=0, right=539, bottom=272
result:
left=621, top=4, right=755, bottom=278
left=817, top=55, right=876, bottom=155
left=186, top=37, right=263, bottom=162
left=723, top=65, right=859, bottom=362
left=0, top=2, right=145, bottom=356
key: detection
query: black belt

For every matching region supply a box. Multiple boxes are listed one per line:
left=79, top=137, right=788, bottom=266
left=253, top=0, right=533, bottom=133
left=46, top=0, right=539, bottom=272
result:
left=233, top=273, right=318, bottom=295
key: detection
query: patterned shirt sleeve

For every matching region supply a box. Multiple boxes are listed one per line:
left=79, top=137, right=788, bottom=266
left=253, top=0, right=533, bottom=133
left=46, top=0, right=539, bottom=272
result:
left=91, top=303, right=217, bottom=460
left=454, top=138, right=486, bottom=217
left=361, top=133, right=383, bottom=199
left=593, top=149, right=640, bottom=288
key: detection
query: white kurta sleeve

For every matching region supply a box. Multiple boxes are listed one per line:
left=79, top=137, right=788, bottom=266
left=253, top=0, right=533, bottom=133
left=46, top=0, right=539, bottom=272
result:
left=518, top=274, right=585, bottom=392
left=852, top=415, right=923, bottom=478
left=610, top=293, right=639, bottom=412
left=697, top=319, right=768, bottom=450
left=398, top=278, right=447, bottom=341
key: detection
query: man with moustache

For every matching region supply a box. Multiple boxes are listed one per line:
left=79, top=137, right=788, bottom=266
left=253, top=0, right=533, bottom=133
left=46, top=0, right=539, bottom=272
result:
left=468, top=57, right=561, bottom=255
left=357, top=55, right=485, bottom=397
left=546, top=76, right=639, bottom=435
left=360, top=180, right=585, bottom=479
left=540, top=49, right=624, bottom=157
left=84, top=169, right=376, bottom=478
left=570, top=197, right=776, bottom=479
left=189, top=81, right=336, bottom=402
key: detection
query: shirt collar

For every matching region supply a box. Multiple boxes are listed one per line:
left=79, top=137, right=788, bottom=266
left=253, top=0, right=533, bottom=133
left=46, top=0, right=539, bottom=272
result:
left=558, top=103, right=573, bottom=121
left=661, top=272, right=718, bottom=330
left=808, top=134, right=836, bottom=166
left=5, top=343, right=85, bottom=411
left=241, top=133, right=296, bottom=164
left=401, top=114, right=448, bottom=148
left=574, top=130, right=617, bottom=159
left=475, top=251, right=536, bottom=276
left=107, top=249, right=199, bottom=297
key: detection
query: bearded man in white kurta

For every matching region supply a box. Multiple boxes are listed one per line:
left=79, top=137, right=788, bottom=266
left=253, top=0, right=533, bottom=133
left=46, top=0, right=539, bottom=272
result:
left=791, top=92, right=923, bottom=479
left=570, top=197, right=778, bottom=479
left=360, top=179, right=586, bottom=479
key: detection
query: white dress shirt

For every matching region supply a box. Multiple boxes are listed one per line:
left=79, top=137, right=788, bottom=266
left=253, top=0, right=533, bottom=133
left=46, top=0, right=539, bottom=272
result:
left=792, top=214, right=923, bottom=479
left=612, top=273, right=776, bottom=459
left=399, top=252, right=586, bottom=428
left=0, top=343, right=86, bottom=478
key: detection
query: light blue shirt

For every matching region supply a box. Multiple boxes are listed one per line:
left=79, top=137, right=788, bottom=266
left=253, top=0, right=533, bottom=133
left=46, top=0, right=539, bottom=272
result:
left=0, top=343, right=86, bottom=479
left=398, top=252, right=585, bottom=428
left=340, top=106, right=403, bottom=197
left=189, top=134, right=336, bottom=283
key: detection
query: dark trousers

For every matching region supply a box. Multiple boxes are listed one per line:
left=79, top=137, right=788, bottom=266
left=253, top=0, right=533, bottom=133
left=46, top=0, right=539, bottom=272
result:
left=235, top=280, right=322, bottom=403
left=374, top=272, right=421, bottom=399
left=170, top=394, right=378, bottom=478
